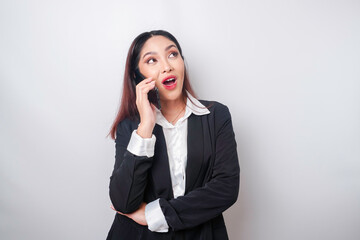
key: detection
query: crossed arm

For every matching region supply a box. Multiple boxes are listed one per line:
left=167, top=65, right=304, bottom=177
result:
left=109, top=106, right=239, bottom=231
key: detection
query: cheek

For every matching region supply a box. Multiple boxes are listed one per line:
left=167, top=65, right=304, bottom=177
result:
left=150, top=70, right=160, bottom=79
left=141, top=68, right=160, bottom=79
left=155, top=79, right=162, bottom=88
left=175, top=61, right=185, bottom=77
left=139, top=62, right=158, bottom=77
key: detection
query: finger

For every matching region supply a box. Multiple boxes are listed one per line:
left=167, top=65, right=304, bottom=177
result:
left=142, top=81, right=156, bottom=93
left=137, top=82, right=156, bottom=97
left=110, top=205, right=127, bottom=216
left=117, top=211, right=126, bottom=216
left=142, top=77, right=154, bottom=84
left=136, top=81, right=154, bottom=103
left=137, top=80, right=155, bottom=91
left=136, top=77, right=153, bottom=87
left=150, top=103, right=157, bottom=111
left=136, top=79, right=155, bottom=94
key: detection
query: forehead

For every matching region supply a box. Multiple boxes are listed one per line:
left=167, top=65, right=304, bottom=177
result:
left=140, top=36, right=176, bottom=54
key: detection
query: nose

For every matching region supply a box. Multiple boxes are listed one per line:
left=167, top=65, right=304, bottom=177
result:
left=162, top=60, right=173, bottom=73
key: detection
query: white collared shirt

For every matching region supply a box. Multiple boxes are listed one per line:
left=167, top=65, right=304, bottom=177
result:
left=126, top=92, right=210, bottom=232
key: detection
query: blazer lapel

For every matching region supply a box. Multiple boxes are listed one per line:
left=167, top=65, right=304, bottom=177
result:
left=185, top=114, right=204, bottom=193
left=152, top=124, right=174, bottom=199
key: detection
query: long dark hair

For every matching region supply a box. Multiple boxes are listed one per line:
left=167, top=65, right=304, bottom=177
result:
left=109, top=30, right=197, bottom=139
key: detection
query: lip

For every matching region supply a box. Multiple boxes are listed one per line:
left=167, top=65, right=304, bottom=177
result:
left=161, top=75, right=177, bottom=90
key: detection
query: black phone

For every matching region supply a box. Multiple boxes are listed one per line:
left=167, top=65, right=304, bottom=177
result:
left=134, top=68, right=161, bottom=110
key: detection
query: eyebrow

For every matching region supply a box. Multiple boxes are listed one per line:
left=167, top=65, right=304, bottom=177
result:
left=142, top=44, right=178, bottom=59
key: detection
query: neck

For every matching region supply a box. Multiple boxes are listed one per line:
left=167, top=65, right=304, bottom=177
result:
left=160, top=95, right=187, bottom=124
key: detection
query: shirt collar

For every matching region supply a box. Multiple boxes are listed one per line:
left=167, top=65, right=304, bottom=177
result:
left=155, top=91, right=210, bottom=128
left=186, top=91, right=210, bottom=116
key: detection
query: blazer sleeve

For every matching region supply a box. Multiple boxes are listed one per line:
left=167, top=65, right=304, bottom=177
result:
left=159, top=104, right=240, bottom=231
left=109, top=119, right=153, bottom=214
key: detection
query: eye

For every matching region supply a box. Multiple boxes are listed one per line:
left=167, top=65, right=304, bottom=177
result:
left=169, top=52, right=179, bottom=58
left=146, top=58, right=157, bottom=64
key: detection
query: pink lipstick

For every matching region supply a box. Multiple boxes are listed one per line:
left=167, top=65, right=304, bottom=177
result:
left=162, top=75, right=177, bottom=90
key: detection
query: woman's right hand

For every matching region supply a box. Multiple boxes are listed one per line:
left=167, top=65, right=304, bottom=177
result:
left=135, top=77, right=157, bottom=138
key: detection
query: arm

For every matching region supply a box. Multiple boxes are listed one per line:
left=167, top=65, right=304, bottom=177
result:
left=109, top=119, right=154, bottom=214
left=109, top=77, right=157, bottom=214
left=159, top=105, right=240, bottom=231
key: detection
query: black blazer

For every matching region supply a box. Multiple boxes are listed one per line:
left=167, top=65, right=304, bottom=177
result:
left=107, top=101, right=240, bottom=240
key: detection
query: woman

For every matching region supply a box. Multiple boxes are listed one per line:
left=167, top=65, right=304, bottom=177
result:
left=107, top=30, right=240, bottom=240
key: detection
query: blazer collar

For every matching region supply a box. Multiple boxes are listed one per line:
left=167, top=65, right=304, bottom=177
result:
left=152, top=113, right=208, bottom=198
left=151, top=94, right=210, bottom=198
left=185, top=113, right=205, bottom=193
left=152, top=124, right=174, bottom=199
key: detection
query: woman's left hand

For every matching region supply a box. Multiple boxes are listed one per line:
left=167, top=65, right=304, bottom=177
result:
left=111, top=203, right=148, bottom=226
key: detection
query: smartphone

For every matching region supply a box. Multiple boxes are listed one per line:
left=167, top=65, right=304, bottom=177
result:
left=134, top=68, right=161, bottom=110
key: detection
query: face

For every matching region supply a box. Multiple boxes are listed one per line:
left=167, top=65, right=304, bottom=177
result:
left=138, top=36, right=185, bottom=103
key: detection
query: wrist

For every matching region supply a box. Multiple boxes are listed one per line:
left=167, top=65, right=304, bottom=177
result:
left=137, top=123, right=154, bottom=138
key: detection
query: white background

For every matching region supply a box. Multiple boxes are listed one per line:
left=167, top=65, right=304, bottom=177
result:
left=1, top=0, right=359, bottom=239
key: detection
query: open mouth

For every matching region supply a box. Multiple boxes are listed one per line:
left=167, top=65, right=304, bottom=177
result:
left=162, top=77, right=176, bottom=86
left=162, top=75, right=177, bottom=89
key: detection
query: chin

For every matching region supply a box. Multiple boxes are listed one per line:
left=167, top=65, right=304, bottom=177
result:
left=159, top=88, right=184, bottom=102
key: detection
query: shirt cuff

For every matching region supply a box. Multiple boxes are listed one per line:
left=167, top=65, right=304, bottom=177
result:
left=145, top=199, right=169, bottom=233
left=127, top=130, right=156, bottom=158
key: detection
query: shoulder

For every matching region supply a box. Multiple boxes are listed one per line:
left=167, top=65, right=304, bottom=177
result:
left=199, top=100, right=231, bottom=119
left=115, top=118, right=139, bottom=139
left=198, top=100, right=233, bottom=133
